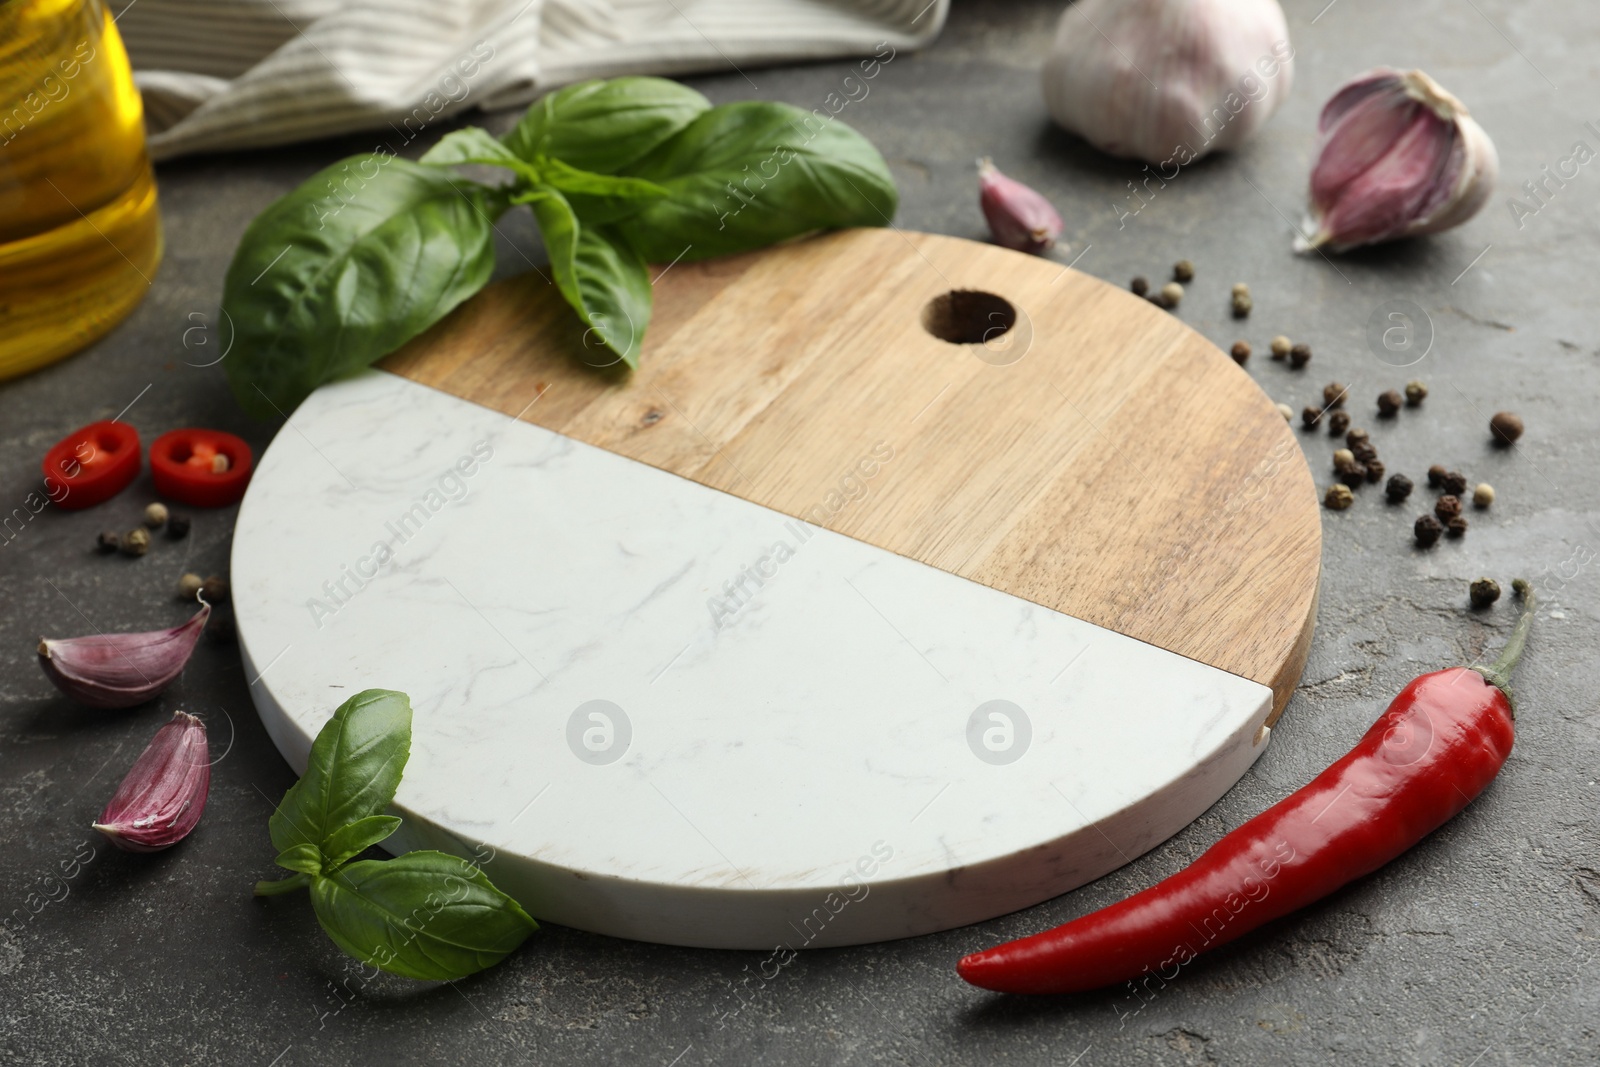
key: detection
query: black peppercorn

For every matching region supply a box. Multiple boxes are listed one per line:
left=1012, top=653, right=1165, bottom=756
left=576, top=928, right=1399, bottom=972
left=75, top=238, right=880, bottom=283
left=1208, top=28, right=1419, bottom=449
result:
left=1351, top=440, right=1379, bottom=465
left=1435, top=494, right=1463, bottom=521
left=1173, top=260, right=1195, bottom=282
left=1427, top=464, right=1448, bottom=489
left=1377, top=389, right=1402, bottom=417
left=1131, top=276, right=1149, bottom=296
left=1302, top=405, right=1322, bottom=428
left=1328, top=410, right=1351, bottom=436
left=1289, top=343, right=1312, bottom=369
left=1346, top=428, right=1370, bottom=447
left=1230, top=340, right=1251, bottom=364
left=1469, top=577, right=1501, bottom=609
left=1365, top=458, right=1385, bottom=483
left=1441, top=471, right=1467, bottom=496
left=1340, top=465, right=1367, bottom=489
left=1147, top=291, right=1173, bottom=310
left=1322, top=382, right=1347, bottom=409
left=1414, top=514, right=1443, bottom=547
left=1446, top=514, right=1469, bottom=539
left=167, top=514, right=191, bottom=539
left=206, top=613, right=237, bottom=645
left=96, top=531, right=120, bottom=554
left=1333, top=448, right=1360, bottom=475
left=1490, top=411, right=1523, bottom=445
left=1386, top=473, right=1413, bottom=503
left=200, top=575, right=231, bottom=605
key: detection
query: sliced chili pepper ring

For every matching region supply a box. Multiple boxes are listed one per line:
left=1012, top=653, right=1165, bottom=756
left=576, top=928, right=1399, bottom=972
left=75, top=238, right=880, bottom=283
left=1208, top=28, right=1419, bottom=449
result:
left=149, top=429, right=254, bottom=507
left=41, top=420, right=142, bottom=510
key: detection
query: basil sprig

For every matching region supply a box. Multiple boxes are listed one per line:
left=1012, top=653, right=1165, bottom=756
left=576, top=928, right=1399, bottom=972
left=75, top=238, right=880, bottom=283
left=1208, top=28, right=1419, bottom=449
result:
left=222, top=76, right=898, bottom=415
left=255, top=689, right=537, bottom=981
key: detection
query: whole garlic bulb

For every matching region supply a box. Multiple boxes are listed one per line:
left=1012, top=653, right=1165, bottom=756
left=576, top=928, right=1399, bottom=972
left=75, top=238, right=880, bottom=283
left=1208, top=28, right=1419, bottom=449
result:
left=1041, top=0, right=1295, bottom=164
left=1297, top=68, right=1498, bottom=253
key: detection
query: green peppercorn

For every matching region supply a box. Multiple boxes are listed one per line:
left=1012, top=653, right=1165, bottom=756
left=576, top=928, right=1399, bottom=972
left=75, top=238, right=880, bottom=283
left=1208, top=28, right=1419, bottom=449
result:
left=1324, top=483, right=1354, bottom=510
left=121, top=528, right=150, bottom=557
left=1404, top=380, right=1428, bottom=407
left=1414, top=514, right=1443, bottom=547
left=1469, top=577, right=1501, bottom=609
left=1386, top=473, right=1413, bottom=503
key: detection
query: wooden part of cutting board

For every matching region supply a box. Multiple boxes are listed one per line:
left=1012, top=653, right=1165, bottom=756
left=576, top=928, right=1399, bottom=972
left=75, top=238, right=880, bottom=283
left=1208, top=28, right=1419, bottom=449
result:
left=381, top=228, right=1320, bottom=719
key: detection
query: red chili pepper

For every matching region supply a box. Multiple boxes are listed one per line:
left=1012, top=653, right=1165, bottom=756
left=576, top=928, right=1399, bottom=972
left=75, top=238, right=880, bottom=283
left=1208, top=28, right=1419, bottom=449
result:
left=958, top=581, right=1536, bottom=995
left=40, top=421, right=142, bottom=510
left=149, top=429, right=253, bottom=507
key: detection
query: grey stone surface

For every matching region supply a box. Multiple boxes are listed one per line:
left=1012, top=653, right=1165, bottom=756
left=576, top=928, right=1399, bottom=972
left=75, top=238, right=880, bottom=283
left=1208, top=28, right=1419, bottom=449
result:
left=3, top=1, right=1599, bottom=1064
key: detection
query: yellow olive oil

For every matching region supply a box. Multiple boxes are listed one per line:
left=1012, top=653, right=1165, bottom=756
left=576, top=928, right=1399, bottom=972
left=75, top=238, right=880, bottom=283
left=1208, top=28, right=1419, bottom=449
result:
left=0, top=0, right=161, bottom=380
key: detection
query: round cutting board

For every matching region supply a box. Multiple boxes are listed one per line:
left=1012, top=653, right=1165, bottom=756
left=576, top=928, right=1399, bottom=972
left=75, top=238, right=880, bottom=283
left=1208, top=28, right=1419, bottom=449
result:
left=233, top=228, right=1320, bottom=949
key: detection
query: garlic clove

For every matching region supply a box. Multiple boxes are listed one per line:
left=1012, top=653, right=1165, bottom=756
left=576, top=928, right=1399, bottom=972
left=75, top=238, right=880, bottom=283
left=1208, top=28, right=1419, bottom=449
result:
left=93, top=710, right=210, bottom=852
left=978, top=158, right=1063, bottom=254
left=1298, top=68, right=1497, bottom=253
left=38, top=602, right=210, bottom=709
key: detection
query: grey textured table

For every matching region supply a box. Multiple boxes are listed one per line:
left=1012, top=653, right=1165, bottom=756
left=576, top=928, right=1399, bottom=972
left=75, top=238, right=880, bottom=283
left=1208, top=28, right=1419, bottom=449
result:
left=4, top=2, right=1598, bottom=1064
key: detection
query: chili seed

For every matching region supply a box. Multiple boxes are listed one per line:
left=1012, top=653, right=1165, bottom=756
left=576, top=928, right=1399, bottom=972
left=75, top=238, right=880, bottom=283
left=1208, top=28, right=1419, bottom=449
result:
left=1435, top=494, right=1463, bottom=521
left=1441, top=471, right=1467, bottom=496
left=200, top=575, right=231, bottom=605
left=1386, top=473, right=1414, bottom=503
left=1328, top=410, right=1351, bottom=437
left=1427, top=464, right=1447, bottom=489
left=1160, top=282, right=1184, bottom=307
left=1173, top=260, right=1195, bottom=282
left=96, top=531, right=120, bottom=554
left=1414, top=514, right=1443, bottom=547
left=1490, top=411, right=1523, bottom=445
left=1447, top=514, right=1469, bottom=538
left=166, top=514, right=191, bottom=539
left=177, top=573, right=204, bottom=601
left=1377, top=389, right=1402, bottom=417
left=1365, top=459, right=1385, bottom=483
left=1230, top=341, right=1251, bottom=364
left=1324, top=484, right=1354, bottom=510
left=1323, top=382, right=1347, bottom=409
left=121, top=528, right=150, bottom=557
left=1270, top=336, right=1292, bottom=360
left=1302, top=405, right=1322, bottom=428
left=1473, top=483, right=1495, bottom=508
left=143, top=502, right=168, bottom=529
left=1404, top=380, right=1428, bottom=407
left=1131, top=276, right=1149, bottom=296
left=1469, top=577, right=1501, bottom=609
left=1276, top=402, right=1294, bottom=421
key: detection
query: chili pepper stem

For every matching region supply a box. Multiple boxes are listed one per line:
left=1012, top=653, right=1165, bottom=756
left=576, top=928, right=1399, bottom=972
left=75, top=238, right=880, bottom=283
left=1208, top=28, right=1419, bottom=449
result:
left=1471, top=578, right=1534, bottom=697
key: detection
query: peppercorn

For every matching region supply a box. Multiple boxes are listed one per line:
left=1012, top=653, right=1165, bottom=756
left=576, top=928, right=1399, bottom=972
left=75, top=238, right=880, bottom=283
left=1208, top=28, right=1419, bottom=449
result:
left=1469, top=578, right=1501, bottom=609
left=1230, top=341, right=1251, bottom=364
left=1473, top=483, right=1495, bottom=508
left=1377, top=389, right=1403, bottom=417
left=1351, top=440, right=1379, bottom=465
left=143, top=502, right=168, bottom=529
left=1323, top=382, right=1347, bottom=409
left=1365, top=459, right=1385, bottom=483
left=121, top=528, right=150, bottom=557
left=1346, top=428, right=1370, bottom=447
left=1289, top=343, right=1311, bottom=369
left=1414, top=514, right=1443, bottom=547
left=1328, top=410, right=1351, bottom=437
left=1270, top=336, right=1292, bottom=360
left=1173, top=260, right=1195, bottom=282
left=1446, top=514, right=1469, bottom=539
left=1324, top=483, right=1354, bottom=510
left=1386, top=473, right=1414, bottom=503
left=206, top=612, right=237, bottom=645
left=1147, top=292, right=1173, bottom=310
left=1231, top=282, right=1250, bottom=299
left=1490, top=411, right=1523, bottom=445
left=1302, top=405, right=1322, bottom=428
left=1441, top=471, right=1467, bottom=496
left=1404, top=380, right=1428, bottom=407
left=1427, top=464, right=1447, bottom=489
left=1276, top=402, right=1295, bottom=422
left=1435, top=494, right=1463, bottom=521
left=1160, top=282, right=1184, bottom=307
left=1231, top=293, right=1253, bottom=319
left=96, top=531, right=120, bottom=554
left=200, top=575, right=230, bottom=605
left=1131, top=276, right=1149, bottom=296
left=177, top=573, right=204, bottom=601
left=166, top=514, right=191, bottom=539
left=1340, top=465, right=1368, bottom=489
left=1332, top=448, right=1359, bottom=474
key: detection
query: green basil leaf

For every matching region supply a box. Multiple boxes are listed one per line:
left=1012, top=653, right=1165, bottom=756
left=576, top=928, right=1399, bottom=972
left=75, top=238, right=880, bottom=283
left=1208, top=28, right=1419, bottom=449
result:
left=310, top=851, right=538, bottom=980
left=614, top=101, right=898, bottom=263
left=274, top=843, right=325, bottom=876
left=421, top=127, right=541, bottom=184
left=222, top=157, right=502, bottom=418
left=320, top=815, right=404, bottom=870
left=522, top=188, right=651, bottom=369
left=268, top=689, right=411, bottom=860
left=504, top=77, right=710, bottom=174
left=536, top=156, right=670, bottom=202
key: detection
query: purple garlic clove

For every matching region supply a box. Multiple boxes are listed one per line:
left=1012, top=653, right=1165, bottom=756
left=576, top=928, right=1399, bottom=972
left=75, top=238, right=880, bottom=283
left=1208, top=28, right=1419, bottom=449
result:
left=38, top=602, right=210, bottom=709
left=1298, top=68, right=1497, bottom=253
left=94, top=710, right=210, bottom=853
left=978, top=158, right=1064, bottom=254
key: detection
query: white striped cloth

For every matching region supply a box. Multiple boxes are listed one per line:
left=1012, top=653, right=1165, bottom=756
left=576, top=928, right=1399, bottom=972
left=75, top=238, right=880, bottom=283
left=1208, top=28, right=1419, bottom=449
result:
left=108, top=0, right=949, bottom=160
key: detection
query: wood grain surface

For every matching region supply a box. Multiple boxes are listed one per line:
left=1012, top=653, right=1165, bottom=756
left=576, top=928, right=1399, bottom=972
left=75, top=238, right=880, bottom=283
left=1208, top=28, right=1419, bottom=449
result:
left=381, top=228, right=1321, bottom=720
